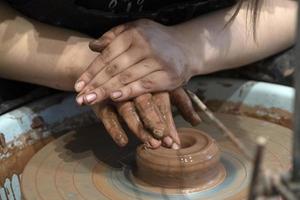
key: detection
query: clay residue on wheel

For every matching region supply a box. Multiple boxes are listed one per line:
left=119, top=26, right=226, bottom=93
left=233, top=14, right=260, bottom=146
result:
left=206, top=100, right=292, bottom=128
left=0, top=133, right=53, bottom=185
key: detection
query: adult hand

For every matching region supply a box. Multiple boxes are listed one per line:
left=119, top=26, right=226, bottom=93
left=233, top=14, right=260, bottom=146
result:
left=92, top=88, right=201, bottom=149
left=75, top=19, right=196, bottom=105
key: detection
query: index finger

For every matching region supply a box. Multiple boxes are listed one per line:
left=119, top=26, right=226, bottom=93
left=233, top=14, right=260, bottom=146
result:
left=152, top=92, right=181, bottom=147
left=134, top=94, right=166, bottom=139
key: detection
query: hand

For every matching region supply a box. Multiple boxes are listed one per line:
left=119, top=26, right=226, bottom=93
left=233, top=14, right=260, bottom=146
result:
left=92, top=88, right=201, bottom=149
left=75, top=19, right=195, bottom=105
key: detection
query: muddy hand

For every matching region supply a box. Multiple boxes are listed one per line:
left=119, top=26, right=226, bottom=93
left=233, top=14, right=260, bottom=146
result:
left=92, top=92, right=183, bottom=149
left=133, top=93, right=181, bottom=149
left=92, top=101, right=162, bottom=148
left=152, top=92, right=181, bottom=149
left=133, top=93, right=166, bottom=139
left=116, top=101, right=161, bottom=148
left=92, top=102, right=128, bottom=147
left=170, top=87, right=201, bottom=126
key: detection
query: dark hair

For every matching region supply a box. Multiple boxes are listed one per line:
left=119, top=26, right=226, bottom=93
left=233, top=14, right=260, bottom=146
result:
left=229, top=0, right=263, bottom=39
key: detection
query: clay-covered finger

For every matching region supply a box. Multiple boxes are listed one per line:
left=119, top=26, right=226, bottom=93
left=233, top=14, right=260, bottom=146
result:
left=92, top=103, right=128, bottom=147
left=170, top=87, right=201, bottom=126
left=152, top=92, right=181, bottom=146
left=134, top=94, right=165, bottom=139
left=116, top=101, right=161, bottom=148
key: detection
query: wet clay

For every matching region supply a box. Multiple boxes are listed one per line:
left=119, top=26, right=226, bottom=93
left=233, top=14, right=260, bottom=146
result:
left=135, top=128, right=225, bottom=189
left=21, top=114, right=292, bottom=200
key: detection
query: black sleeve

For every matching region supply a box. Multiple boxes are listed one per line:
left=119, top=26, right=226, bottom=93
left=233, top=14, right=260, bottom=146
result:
left=6, top=0, right=30, bottom=4
left=3, top=0, right=236, bottom=38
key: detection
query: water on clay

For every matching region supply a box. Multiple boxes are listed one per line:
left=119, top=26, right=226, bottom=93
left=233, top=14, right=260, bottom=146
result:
left=136, top=128, right=226, bottom=190
left=21, top=113, right=292, bottom=200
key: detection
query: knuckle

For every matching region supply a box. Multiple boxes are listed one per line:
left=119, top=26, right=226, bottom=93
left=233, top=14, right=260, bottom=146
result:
left=139, top=32, right=151, bottom=46
left=119, top=72, right=132, bottom=84
left=127, top=27, right=152, bottom=53
left=89, top=81, right=99, bottom=90
left=131, top=26, right=148, bottom=43
left=101, top=47, right=111, bottom=60
left=93, top=87, right=106, bottom=97
left=85, top=85, right=95, bottom=92
left=101, top=86, right=108, bottom=95
left=105, top=64, right=118, bottom=76
left=143, top=59, right=160, bottom=69
left=120, top=53, right=131, bottom=66
left=125, top=86, right=133, bottom=98
left=143, top=63, right=151, bottom=69
left=107, top=81, right=118, bottom=90
left=81, top=71, right=93, bottom=81
left=93, top=55, right=105, bottom=67
left=140, top=78, right=155, bottom=90
left=118, top=102, right=134, bottom=113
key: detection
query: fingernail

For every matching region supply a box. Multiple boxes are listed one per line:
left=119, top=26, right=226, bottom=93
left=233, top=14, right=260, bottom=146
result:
left=111, top=91, right=122, bottom=99
left=85, top=93, right=97, bottom=103
left=149, top=138, right=161, bottom=149
left=191, top=114, right=202, bottom=126
left=115, top=134, right=128, bottom=147
left=153, top=129, right=164, bottom=139
left=75, top=81, right=85, bottom=92
left=163, top=137, right=173, bottom=147
left=76, top=96, right=84, bottom=105
left=172, top=143, right=180, bottom=150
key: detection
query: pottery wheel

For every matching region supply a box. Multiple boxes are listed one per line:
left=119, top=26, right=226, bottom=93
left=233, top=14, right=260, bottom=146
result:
left=21, top=113, right=292, bottom=200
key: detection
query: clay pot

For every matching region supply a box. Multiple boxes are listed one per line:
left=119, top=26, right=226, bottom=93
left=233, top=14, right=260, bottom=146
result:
left=135, top=128, right=225, bottom=189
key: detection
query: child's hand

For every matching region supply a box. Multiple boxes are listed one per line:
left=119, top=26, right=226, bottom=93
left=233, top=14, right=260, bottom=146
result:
left=75, top=19, right=195, bottom=105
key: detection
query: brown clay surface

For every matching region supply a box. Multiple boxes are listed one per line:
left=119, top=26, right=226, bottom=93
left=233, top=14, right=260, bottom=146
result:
left=136, top=128, right=225, bottom=189
left=206, top=100, right=292, bottom=128
left=0, top=135, right=53, bottom=186
left=21, top=113, right=292, bottom=200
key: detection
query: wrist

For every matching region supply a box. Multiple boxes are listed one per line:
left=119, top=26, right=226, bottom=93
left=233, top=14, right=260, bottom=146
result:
left=167, top=25, right=206, bottom=79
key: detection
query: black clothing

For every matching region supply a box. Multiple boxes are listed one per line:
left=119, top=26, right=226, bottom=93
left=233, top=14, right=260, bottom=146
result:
left=6, top=0, right=235, bottom=37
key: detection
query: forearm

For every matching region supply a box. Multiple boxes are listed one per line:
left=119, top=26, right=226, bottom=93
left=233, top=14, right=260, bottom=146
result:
left=171, top=0, right=298, bottom=75
left=0, top=0, right=97, bottom=91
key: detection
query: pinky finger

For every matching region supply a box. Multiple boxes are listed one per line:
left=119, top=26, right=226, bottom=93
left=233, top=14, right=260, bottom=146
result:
left=170, top=87, right=201, bottom=126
